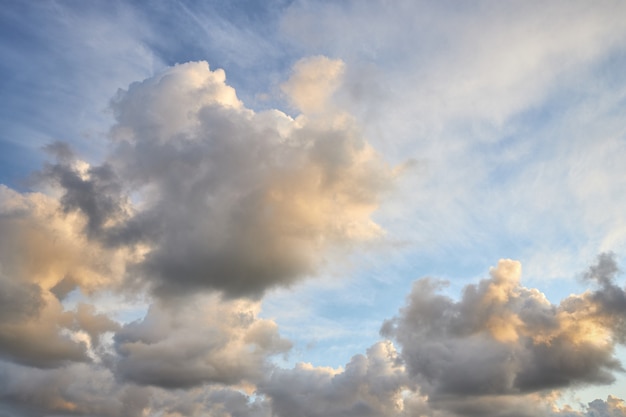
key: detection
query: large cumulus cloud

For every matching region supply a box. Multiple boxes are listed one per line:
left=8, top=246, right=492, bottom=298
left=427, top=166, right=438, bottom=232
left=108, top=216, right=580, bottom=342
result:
left=382, top=253, right=626, bottom=416
left=42, top=59, right=394, bottom=299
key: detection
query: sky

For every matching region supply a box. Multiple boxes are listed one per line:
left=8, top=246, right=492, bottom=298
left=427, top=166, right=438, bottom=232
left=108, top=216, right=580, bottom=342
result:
left=1, top=1, right=626, bottom=416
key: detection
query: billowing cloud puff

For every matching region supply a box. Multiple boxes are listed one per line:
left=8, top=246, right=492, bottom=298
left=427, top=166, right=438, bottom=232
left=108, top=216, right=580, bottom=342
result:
left=281, top=56, right=345, bottom=114
left=43, top=60, right=394, bottom=298
left=551, top=396, right=626, bottom=417
left=0, top=361, right=151, bottom=417
left=0, top=184, right=128, bottom=295
left=37, top=142, right=130, bottom=242
left=0, top=185, right=123, bottom=368
left=114, top=295, right=291, bottom=388
left=255, top=340, right=626, bottom=417
left=258, top=341, right=427, bottom=417
left=382, top=253, right=626, bottom=415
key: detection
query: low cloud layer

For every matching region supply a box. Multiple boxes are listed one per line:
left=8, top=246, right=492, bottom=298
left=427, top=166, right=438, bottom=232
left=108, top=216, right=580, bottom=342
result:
left=0, top=248, right=625, bottom=416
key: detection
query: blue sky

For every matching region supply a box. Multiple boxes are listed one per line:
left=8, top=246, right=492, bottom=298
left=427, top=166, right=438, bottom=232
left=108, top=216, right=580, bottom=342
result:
left=1, top=1, right=626, bottom=416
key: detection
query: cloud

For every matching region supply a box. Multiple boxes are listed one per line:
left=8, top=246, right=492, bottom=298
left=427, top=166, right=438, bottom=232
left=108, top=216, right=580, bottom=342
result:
left=0, top=275, right=43, bottom=323
left=257, top=339, right=626, bottom=417
left=0, top=184, right=129, bottom=295
left=0, top=58, right=398, bottom=411
left=0, top=243, right=625, bottom=416
left=281, top=56, right=345, bottom=114
left=37, top=142, right=128, bottom=240
left=0, top=290, right=87, bottom=368
left=0, top=361, right=152, bottom=417
left=417, top=393, right=626, bottom=417
left=0, top=281, right=118, bottom=369
left=0, top=272, right=118, bottom=369
left=146, top=386, right=271, bottom=417
left=35, top=60, right=395, bottom=299
left=113, top=294, right=290, bottom=388
left=282, top=0, right=626, bottom=129
left=258, top=341, right=425, bottom=417
left=382, top=254, right=626, bottom=415
left=582, top=396, right=626, bottom=417
left=0, top=185, right=127, bottom=368
left=547, top=396, right=626, bottom=417
left=278, top=0, right=626, bottom=291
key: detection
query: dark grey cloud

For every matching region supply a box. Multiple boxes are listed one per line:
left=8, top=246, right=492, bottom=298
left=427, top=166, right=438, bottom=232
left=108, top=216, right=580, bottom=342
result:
left=582, top=253, right=626, bottom=339
left=0, top=185, right=128, bottom=368
left=382, top=255, right=626, bottom=415
left=0, top=361, right=152, bottom=417
left=37, top=144, right=127, bottom=241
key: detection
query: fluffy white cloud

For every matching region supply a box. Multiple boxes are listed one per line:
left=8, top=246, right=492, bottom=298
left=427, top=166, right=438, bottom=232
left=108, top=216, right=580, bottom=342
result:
left=281, top=56, right=345, bottom=114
